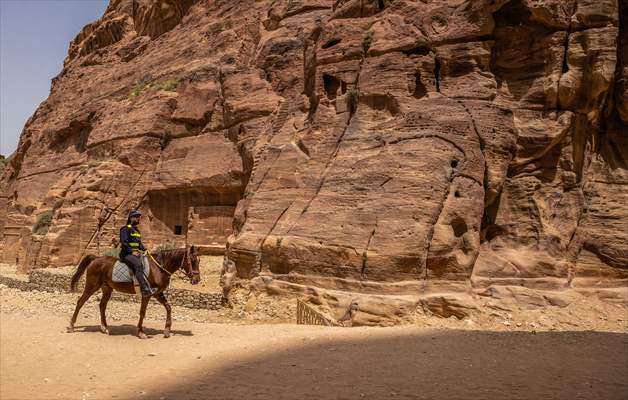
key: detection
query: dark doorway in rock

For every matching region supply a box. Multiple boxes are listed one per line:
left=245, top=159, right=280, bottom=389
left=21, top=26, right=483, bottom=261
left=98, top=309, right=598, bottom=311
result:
left=323, top=74, right=342, bottom=100
left=322, top=38, right=341, bottom=49
left=451, top=216, right=468, bottom=238
left=174, top=225, right=183, bottom=235
left=413, top=72, right=427, bottom=99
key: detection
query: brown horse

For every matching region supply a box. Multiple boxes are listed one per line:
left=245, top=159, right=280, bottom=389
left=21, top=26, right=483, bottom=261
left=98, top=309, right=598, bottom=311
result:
left=67, top=246, right=200, bottom=339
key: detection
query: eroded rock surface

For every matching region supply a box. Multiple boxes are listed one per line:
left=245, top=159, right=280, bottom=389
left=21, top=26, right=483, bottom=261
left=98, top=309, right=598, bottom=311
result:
left=1, top=0, right=625, bottom=324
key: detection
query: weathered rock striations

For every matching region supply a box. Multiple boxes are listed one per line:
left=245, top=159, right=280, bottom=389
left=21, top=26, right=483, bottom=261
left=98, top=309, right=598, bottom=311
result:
left=1, top=0, right=626, bottom=324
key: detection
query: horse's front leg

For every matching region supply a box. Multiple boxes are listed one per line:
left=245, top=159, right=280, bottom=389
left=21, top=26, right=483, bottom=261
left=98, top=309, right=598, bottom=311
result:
left=136, top=296, right=150, bottom=339
left=155, top=293, right=172, bottom=338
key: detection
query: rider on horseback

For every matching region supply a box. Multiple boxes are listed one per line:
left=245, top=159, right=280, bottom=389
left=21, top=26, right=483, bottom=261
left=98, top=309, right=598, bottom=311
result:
left=120, top=209, right=156, bottom=297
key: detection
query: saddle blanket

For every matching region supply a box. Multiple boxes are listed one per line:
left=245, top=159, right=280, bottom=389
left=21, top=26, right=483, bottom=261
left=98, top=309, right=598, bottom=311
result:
left=112, top=257, right=150, bottom=284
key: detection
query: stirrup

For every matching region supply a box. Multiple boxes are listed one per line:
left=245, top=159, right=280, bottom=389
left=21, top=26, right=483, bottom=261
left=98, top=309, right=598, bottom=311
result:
left=141, top=287, right=157, bottom=298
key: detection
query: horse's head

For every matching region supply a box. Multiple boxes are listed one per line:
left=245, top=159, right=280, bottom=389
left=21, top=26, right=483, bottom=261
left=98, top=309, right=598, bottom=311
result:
left=184, top=245, right=201, bottom=285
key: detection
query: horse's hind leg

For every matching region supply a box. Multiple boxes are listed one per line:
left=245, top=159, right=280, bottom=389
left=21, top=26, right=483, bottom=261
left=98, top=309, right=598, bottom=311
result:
left=67, top=279, right=100, bottom=333
left=99, top=285, right=113, bottom=335
left=155, top=293, right=172, bottom=338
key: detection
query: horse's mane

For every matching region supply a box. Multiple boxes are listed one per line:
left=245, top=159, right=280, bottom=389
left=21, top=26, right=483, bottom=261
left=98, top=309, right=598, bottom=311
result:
left=155, top=248, right=186, bottom=258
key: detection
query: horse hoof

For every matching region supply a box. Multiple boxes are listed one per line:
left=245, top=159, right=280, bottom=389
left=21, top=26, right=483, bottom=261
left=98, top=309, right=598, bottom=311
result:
left=100, top=325, right=109, bottom=335
left=137, top=331, right=148, bottom=339
left=163, top=328, right=171, bottom=338
left=66, top=326, right=74, bottom=333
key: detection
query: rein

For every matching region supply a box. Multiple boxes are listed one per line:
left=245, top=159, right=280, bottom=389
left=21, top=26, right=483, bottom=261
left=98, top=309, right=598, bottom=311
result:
left=146, top=251, right=173, bottom=276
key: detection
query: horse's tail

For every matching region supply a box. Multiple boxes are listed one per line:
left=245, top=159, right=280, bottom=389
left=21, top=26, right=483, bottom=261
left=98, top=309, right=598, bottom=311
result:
left=70, top=254, right=98, bottom=292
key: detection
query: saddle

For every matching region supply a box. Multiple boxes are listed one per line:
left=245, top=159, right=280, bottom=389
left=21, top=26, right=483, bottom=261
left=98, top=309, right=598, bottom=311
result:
left=112, top=256, right=150, bottom=285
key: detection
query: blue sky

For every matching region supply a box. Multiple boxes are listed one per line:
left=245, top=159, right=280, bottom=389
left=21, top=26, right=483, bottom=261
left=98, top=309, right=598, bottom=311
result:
left=0, top=0, right=108, bottom=156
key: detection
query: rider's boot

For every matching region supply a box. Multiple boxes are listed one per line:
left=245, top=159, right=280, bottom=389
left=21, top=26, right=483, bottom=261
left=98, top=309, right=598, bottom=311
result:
left=136, top=268, right=157, bottom=297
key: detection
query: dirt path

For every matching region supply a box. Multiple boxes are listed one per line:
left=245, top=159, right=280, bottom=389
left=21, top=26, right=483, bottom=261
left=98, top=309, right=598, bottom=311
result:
left=1, top=289, right=627, bottom=400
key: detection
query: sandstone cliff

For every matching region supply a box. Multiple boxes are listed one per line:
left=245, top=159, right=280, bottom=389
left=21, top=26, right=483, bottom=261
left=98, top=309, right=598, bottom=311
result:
left=1, top=0, right=626, bottom=324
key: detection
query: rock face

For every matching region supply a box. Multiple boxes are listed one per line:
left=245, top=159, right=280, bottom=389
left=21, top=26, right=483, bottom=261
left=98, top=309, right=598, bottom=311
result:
left=1, top=0, right=626, bottom=323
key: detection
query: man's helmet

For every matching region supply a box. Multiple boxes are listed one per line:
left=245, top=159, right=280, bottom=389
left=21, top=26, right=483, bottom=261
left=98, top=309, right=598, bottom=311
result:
left=128, top=209, right=142, bottom=218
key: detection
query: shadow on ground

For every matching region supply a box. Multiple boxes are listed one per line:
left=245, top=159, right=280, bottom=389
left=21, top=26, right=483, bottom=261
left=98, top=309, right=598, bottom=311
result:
left=127, top=330, right=628, bottom=400
left=73, top=324, right=193, bottom=337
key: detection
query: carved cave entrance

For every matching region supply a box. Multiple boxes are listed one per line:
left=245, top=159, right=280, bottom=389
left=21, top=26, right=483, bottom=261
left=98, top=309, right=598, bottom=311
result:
left=147, top=187, right=240, bottom=247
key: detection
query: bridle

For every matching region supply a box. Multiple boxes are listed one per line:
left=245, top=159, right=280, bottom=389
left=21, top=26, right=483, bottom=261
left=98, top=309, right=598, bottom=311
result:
left=178, top=248, right=200, bottom=281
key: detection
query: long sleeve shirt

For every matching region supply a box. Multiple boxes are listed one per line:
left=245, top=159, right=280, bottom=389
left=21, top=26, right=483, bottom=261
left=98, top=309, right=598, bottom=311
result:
left=119, top=223, right=145, bottom=258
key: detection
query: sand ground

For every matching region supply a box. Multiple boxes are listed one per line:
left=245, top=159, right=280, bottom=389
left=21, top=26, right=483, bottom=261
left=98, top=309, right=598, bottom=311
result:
left=1, top=284, right=627, bottom=400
